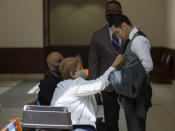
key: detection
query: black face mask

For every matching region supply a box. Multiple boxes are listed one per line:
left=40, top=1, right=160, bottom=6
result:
left=54, top=65, right=61, bottom=75
left=105, top=13, right=115, bottom=23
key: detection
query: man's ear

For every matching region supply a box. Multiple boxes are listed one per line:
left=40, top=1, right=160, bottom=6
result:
left=70, top=71, right=76, bottom=79
left=50, top=65, right=55, bottom=72
left=121, top=22, right=127, bottom=30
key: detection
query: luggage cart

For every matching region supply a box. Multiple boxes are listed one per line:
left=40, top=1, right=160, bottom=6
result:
left=21, top=105, right=73, bottom=131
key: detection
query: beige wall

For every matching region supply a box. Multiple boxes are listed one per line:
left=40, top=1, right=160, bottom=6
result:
left=0, top=0, right=43, bottom=48
left=0, top=0, right=170, bottom=48
left=166, top=0, right=175, bottom=49
left=49, top=0, right=107, bottom=46
left=50, top=0, right=166, bottom=47
left=120, top=0, right=166, bottom=47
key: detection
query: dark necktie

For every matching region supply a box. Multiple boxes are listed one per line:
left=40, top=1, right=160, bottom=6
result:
left=112, top=34, right=120, bottom=51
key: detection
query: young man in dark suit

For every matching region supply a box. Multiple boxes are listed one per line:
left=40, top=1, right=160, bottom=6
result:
left=88, top=1, right=123, bottom=131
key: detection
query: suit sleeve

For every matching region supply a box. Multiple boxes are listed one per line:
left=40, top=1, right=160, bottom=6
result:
left=88, top=32, right=99, bottom=80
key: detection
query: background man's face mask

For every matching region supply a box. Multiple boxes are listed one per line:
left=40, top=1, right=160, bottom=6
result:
left=105, top=13, right=115, bottom=23
left=54, top=65, right=61, bottom=75
left=54, top=59, right=63, bottom=75
left=75, top=70, right=87, bottom=79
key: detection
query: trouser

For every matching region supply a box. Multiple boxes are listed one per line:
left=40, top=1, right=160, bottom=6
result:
left=125, top=112, right=146, bottom=131
left=102, top=91, right=120, bottom=131
left=123, top=97, right=148, bottom=131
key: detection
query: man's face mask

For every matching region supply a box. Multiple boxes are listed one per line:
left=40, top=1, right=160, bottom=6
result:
left=54, top=65, right=61, bottom=75
left=75, top=70, right=87, bottom=79
left=105, top=13, right=115, bottom=23
left=54, top=58, right=63, bottom=75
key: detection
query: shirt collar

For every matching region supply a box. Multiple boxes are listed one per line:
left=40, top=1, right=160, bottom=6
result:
left=129, top=27, right=138, bottom=40
left=109, top=27, right=113, bottom=41
left=109, top=27, right=113, bottom=35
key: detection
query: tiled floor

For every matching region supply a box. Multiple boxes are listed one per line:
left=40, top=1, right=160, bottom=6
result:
left=0, top=80, right=38, bottom=128
left=146, top=83, right=175, bottom=131
left=0, top=80, right=175, bottom=130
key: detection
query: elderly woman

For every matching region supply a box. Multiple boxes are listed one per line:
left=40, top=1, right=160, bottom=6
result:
left=51, top=55, right=125, bottom=131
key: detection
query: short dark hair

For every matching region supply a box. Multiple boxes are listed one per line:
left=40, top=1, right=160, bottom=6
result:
left=109, top=14, right=132, bottom=28
left=106, top=0, right=122, bottom=9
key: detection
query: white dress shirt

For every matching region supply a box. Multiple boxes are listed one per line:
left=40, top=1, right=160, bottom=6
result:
left=129, top=27, right=153, bottom=73
left=51, top=67, right=116, bottom=127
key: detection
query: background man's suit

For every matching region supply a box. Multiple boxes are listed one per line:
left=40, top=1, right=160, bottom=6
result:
left=88, top=25, right=120, bottom=131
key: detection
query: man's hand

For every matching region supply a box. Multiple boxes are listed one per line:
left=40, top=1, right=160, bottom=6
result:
left=112, top=54, right=126, bottom=69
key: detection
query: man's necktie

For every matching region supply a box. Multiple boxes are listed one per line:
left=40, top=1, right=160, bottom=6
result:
left=112, top=34, right=120, bottom=51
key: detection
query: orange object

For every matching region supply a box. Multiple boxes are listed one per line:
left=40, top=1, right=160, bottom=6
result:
left=1, top=118, right=22, bottom=131
left=10, top=118, right=22, bottom=131
left=76, top=55, right=83, bottom=69
left=28, top=101, right=36, bottom=105
left=84, top=69, right=89, bottom=76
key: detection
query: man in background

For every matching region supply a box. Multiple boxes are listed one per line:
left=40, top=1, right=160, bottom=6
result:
left=88, top=1, right=123, bottom=131
left=38, top=51, right=64, bottom=105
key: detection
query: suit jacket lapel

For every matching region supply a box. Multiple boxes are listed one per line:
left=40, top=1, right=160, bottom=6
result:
left=103, top=25, right=118, bottom=56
